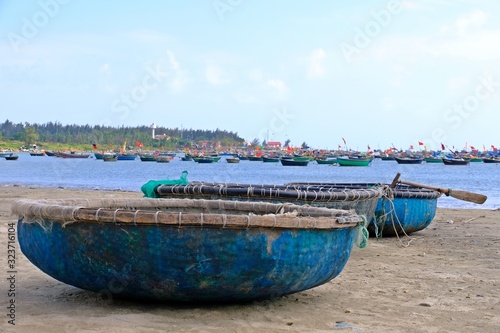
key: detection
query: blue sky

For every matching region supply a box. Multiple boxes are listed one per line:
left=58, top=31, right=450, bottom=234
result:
left=1, top=0, right=500, bottom=151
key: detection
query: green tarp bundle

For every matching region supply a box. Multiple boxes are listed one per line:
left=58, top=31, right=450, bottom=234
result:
left=141, top=170, right=189, bottom=198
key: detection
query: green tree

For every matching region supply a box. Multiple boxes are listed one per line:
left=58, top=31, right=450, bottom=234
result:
left=23, top=126, right=39, bottom=147
left=250, top=138, right=260, bottom=147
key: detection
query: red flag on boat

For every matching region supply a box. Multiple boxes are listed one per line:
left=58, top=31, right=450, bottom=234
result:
left=441, top=143, right=445, bottom=150
left=342, top=137, right=347, bottom=145
left=92, top=143, right=97, bottom=150
left=418, top=141, right=424, bottom=146
left=410, top=145, right=414, bottom=150
left=470, top=145, right=475, bottom=150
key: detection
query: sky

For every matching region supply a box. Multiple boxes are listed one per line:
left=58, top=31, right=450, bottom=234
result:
left=1, top=0, right=500, bottom=151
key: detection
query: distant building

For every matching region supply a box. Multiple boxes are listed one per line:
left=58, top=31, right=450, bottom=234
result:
left=266, top=141, right=282, bottom=148
left=154, top=134, right=169, bottom=140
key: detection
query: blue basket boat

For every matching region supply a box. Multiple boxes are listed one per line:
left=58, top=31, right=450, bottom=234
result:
left=284, top=182, right=441, bottom=237
left=370, top=184, right=441, bottom=237
left=12, top=198, right=364, bottom=302
left=153, top=182, right=385, bottom=224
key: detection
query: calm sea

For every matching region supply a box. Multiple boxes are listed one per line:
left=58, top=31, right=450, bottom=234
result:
left=1, top=153, right=498, bottom=209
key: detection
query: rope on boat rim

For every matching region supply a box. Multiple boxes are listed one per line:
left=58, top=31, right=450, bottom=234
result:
left=375, top=193, right=413, bottom=247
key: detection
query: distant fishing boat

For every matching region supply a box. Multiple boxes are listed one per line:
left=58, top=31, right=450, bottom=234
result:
left=139, top=153, right=156, bottom=162
left=337, top=156, right=372, bottom=166
left=315, top=158, right=337, bottom=165
left=280, top=158, right=309, bottom=166
left=4, top=154, right=19, bottom=160
left=29, top=151, right=46, bottom=156
left=442, top=158, right=469, bottom=165
left=117, top=153, right=136, bottom=161
left=155, top=155, right=171, bottom=163
left=13, top=198, right=364, bottom=302
left=395, top=157, right=423, bottom=164
left=0, top=152, right=13, bottom=158
left=58, top=152, right=91, bottom=159
left=102, top=154, right=118, bottom=162
left=262, top=156, right=280, bottom=163
left=424, top=157, right=443, bottom=163
left=482, top=157, right=500, bottom=163
left=225, top=157, right=240, bottom=163
left=247, top=155, right=263, bottom=161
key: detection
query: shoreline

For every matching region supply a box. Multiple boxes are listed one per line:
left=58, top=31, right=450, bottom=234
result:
left=1, top=183, right=496, bottom=211
left=0, top=186, right=498, bottom=332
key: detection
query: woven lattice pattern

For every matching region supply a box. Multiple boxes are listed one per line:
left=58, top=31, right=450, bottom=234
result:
left=12, top=198, right=363, bottom=229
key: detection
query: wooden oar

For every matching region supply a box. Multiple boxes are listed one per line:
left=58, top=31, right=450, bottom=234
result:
left=390, top=173, right=487, bottom=204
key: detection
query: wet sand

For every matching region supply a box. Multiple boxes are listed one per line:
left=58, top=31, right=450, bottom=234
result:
left=0, top=186, right=498, bottom=333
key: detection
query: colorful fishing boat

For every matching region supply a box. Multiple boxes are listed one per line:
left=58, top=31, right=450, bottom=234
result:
left=337, top=157, right=372, bottom=166
left=102, top=154, right=118, bottom=162
left=58, top=152, right=91, bottom=159
left=13, top=198, right=364, bottom=302
left=4, top=154, right=19, bottom=160
left=247, top=155, right=263, bottom=161
left=424, top=157, right=443, bottom=163
left=155, top=155, right=171, bottom=163
left=280, top=158, right=309, bottom=166
left=117, top=153, right=137, bottom=161
left=395, top=157, right=423, bottom=164
left=262, top=156, right=280, bottom=163
left=482, top=157, right=500, bottom=163
left=442, top=158, right=469, bottom=165
left=139, top=153, right=156, bottom=162
left=315, top=158, right=337, bottom=165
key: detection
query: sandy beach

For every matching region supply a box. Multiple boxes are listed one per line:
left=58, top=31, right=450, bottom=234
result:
left=0, top=186, right=498, bottom=333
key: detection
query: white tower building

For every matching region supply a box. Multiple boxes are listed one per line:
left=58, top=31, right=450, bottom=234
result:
left=150, top=123, right=157, bottom=139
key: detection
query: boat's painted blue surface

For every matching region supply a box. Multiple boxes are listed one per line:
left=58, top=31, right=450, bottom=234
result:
left=18, top=219, right=357, bottom=302
left=370, top=195, right=439, bottom=237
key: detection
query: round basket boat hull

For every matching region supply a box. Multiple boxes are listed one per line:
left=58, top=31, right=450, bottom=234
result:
left=369, top=196, right=438, bottom=236
left=155, top=184, right=383, bottom=223
left=281, top=182, right=440, bottom=237
left=18, top=219, right=356, bottom=302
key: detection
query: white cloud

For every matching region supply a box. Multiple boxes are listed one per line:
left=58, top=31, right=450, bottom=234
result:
left=439, top=10, right=488, bottom=36
left=267, top=79, right=288, bottom=100
left=205, top=65, right=231, bottom=86
left=99, top=63, right=111, bottom=74
left=166, top=50, right=189, bottom=92
left=446, top=75, right=470, bottom=96
left=128, top=30, right=170, bottom=43
left=248, top=68, right=264, bottom=82
left=307, top=48, right=327, bottom=79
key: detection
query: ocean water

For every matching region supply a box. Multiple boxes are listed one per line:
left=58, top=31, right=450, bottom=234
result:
left=1, top=153, right=498, bottom=209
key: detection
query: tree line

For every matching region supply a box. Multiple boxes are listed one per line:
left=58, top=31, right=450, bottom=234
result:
left=0, top=120, right=245, bottom=150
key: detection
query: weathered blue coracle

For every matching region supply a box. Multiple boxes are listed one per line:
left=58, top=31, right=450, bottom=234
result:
left=13, top=198, right=364, bottom=302
left=153, top=182, right=385, bottom=224
left=370, top=184, right=441, bottom=237
left=283, top=182, right=441, bottom=237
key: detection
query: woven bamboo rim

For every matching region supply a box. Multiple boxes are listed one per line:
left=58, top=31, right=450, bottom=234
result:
left=155, top=182, right=385, bottom=202
left=12, top=198, right=363, bottom=229
left=285, top=182, right=442, bottom=200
